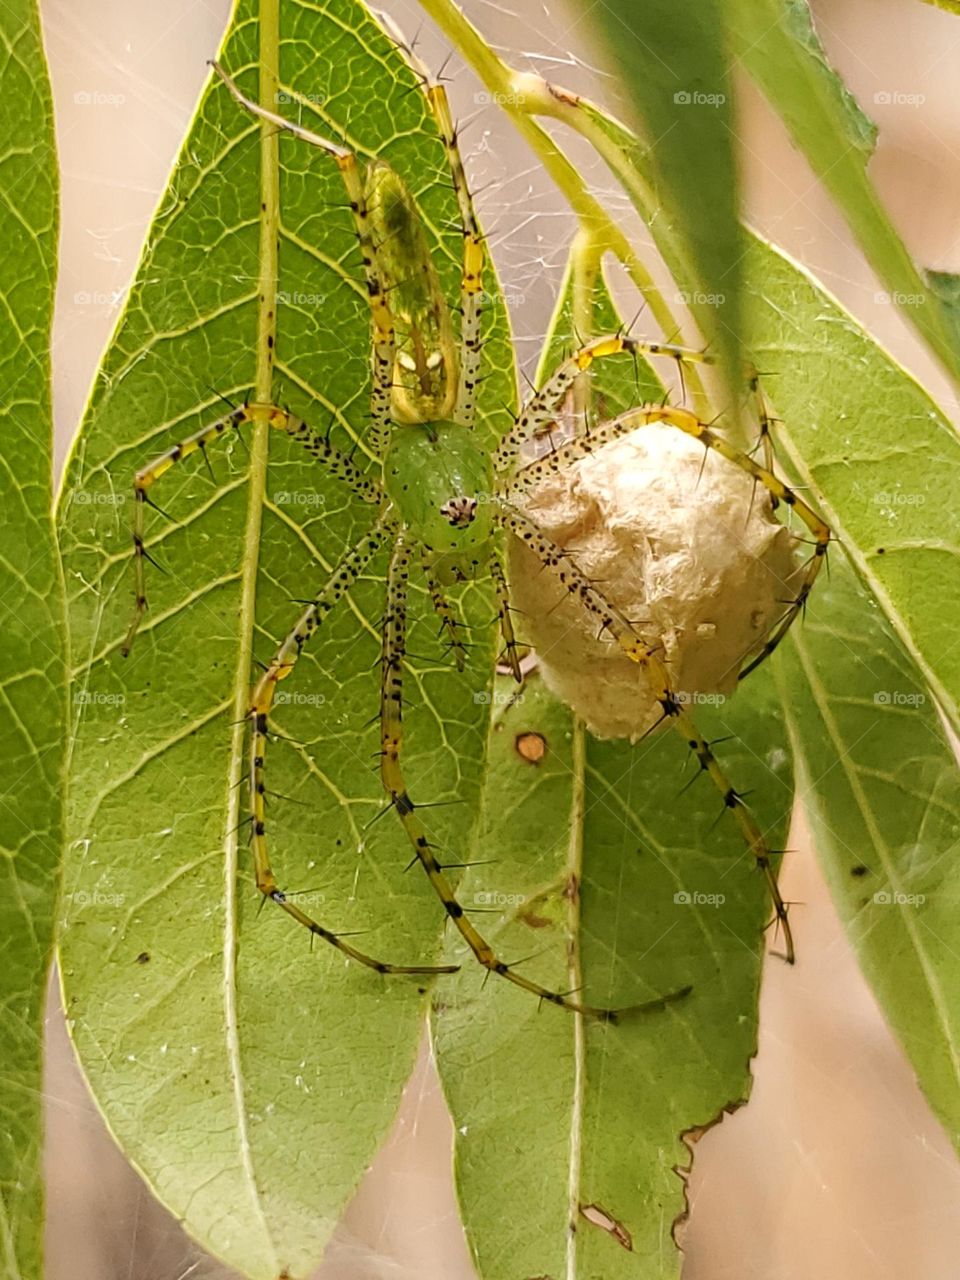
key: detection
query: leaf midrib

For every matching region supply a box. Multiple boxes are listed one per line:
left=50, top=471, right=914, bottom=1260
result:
left=220, top=0, right=280, bottom=1267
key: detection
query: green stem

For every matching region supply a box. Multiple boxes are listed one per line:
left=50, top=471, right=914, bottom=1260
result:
left=418, top=0, right=709, bottom=408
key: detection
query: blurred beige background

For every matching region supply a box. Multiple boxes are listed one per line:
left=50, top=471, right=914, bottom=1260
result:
left=41, top=0, right=960, bottom=1277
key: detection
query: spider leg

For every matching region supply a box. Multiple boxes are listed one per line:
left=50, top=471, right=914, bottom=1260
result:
left=246, top=512, right=458, bottom=975
left=122, top=402, right=382, bottom=656
left=421, top=557, right=468, bottom=671
left=488, top=549, right=522, bottom=682
left=211, top=62, right=396, bottom=457
left=380, top=534, right=689, bottom=1017
left=498, top=500, right=795, bottom=963
left=494, top=334, right=711, bottom=473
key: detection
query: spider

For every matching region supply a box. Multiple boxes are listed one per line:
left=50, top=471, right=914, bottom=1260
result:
left=120, top=48, right=830, bottom=1022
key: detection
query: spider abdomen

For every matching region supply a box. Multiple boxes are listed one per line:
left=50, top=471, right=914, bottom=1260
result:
left=384, top=419, right=494, bottom=563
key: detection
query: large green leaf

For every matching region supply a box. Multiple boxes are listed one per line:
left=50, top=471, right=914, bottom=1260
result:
left=778, top=555, right=960, bottom=1147
left=590, top=0, right=743, bottom=405
left=742, top=235, right=960, bottom=737
left=0, top=4, right=63, bottom=1278
left=433, top=253, right=791, bottom=1280
left=727, top=0, right=960, bottom=391
left=56, top=1, right=513, bottom=1274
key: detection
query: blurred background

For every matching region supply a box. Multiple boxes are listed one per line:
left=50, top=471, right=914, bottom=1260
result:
left=41, top=0, right=960, bottom=1276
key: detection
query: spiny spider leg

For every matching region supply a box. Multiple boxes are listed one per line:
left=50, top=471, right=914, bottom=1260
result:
left=379, top=535, right=685, bottom=1017
left=488, top=550, right=522, bottom=682
left=494, top=334, right=712, bottom=472
left=211, top=61, right=397, bottom=457
left=122, top=402, right=381, bottom=656
left=497, top=501, right=796, bottom=963
left=247, top=513, right=458, bottom=976
left=422, top=557, right=468, bottom=672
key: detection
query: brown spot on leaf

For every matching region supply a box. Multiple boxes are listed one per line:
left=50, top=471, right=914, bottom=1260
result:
left=580, top=1202, right=633, bottom=1251
left=518, top=906, right=551, bottom=929
left=515, top=731, right=547, bottom=764
left=135, top=951, right=150, bottom=965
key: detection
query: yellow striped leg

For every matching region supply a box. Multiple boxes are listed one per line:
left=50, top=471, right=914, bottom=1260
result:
left=422, top=558, right=468, bottom=672
left=489, top=550, right=522, bottom=682
left=426, top=79, right=485, bottom=428
left=211, top=62, right=397, bottom=457
left=494, top=334, right=711, bottom=473
left=500, top=401, right=831, bottom=681
left=122, top=403, right=381, bottom=656
left=499, top=501, right=796, bottom=962
left=123, top=403, right=247, bottom=655
left=380, top=536, right=683, bottom=1017
left=247, top=514, right=456, bottom=975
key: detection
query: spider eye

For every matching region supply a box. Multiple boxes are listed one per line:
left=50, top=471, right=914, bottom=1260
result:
left=440, top=496, right=478, bottom=528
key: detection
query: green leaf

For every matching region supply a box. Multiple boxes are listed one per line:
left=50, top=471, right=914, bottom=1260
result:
left=0, top=2, right=63, bottom=1276
left=56, top=1, right=513, bottom=1274
left=777, top=554, right=960, bottom=1148
left=742, top=235, right=960, bottom=737
left=590, top=0, right=743, bottom=404
left=726, top=0, right=960, bottom=389
left=915, top=0, right=960, bottom=13
left=433, top=254, right=791, bottom=1280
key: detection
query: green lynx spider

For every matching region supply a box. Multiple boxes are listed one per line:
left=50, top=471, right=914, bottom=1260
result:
left=121, top=52, right=830, bottom=1021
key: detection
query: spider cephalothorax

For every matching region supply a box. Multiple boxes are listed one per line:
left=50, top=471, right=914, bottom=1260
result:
left=121, top=51, right=830, bottom=1021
